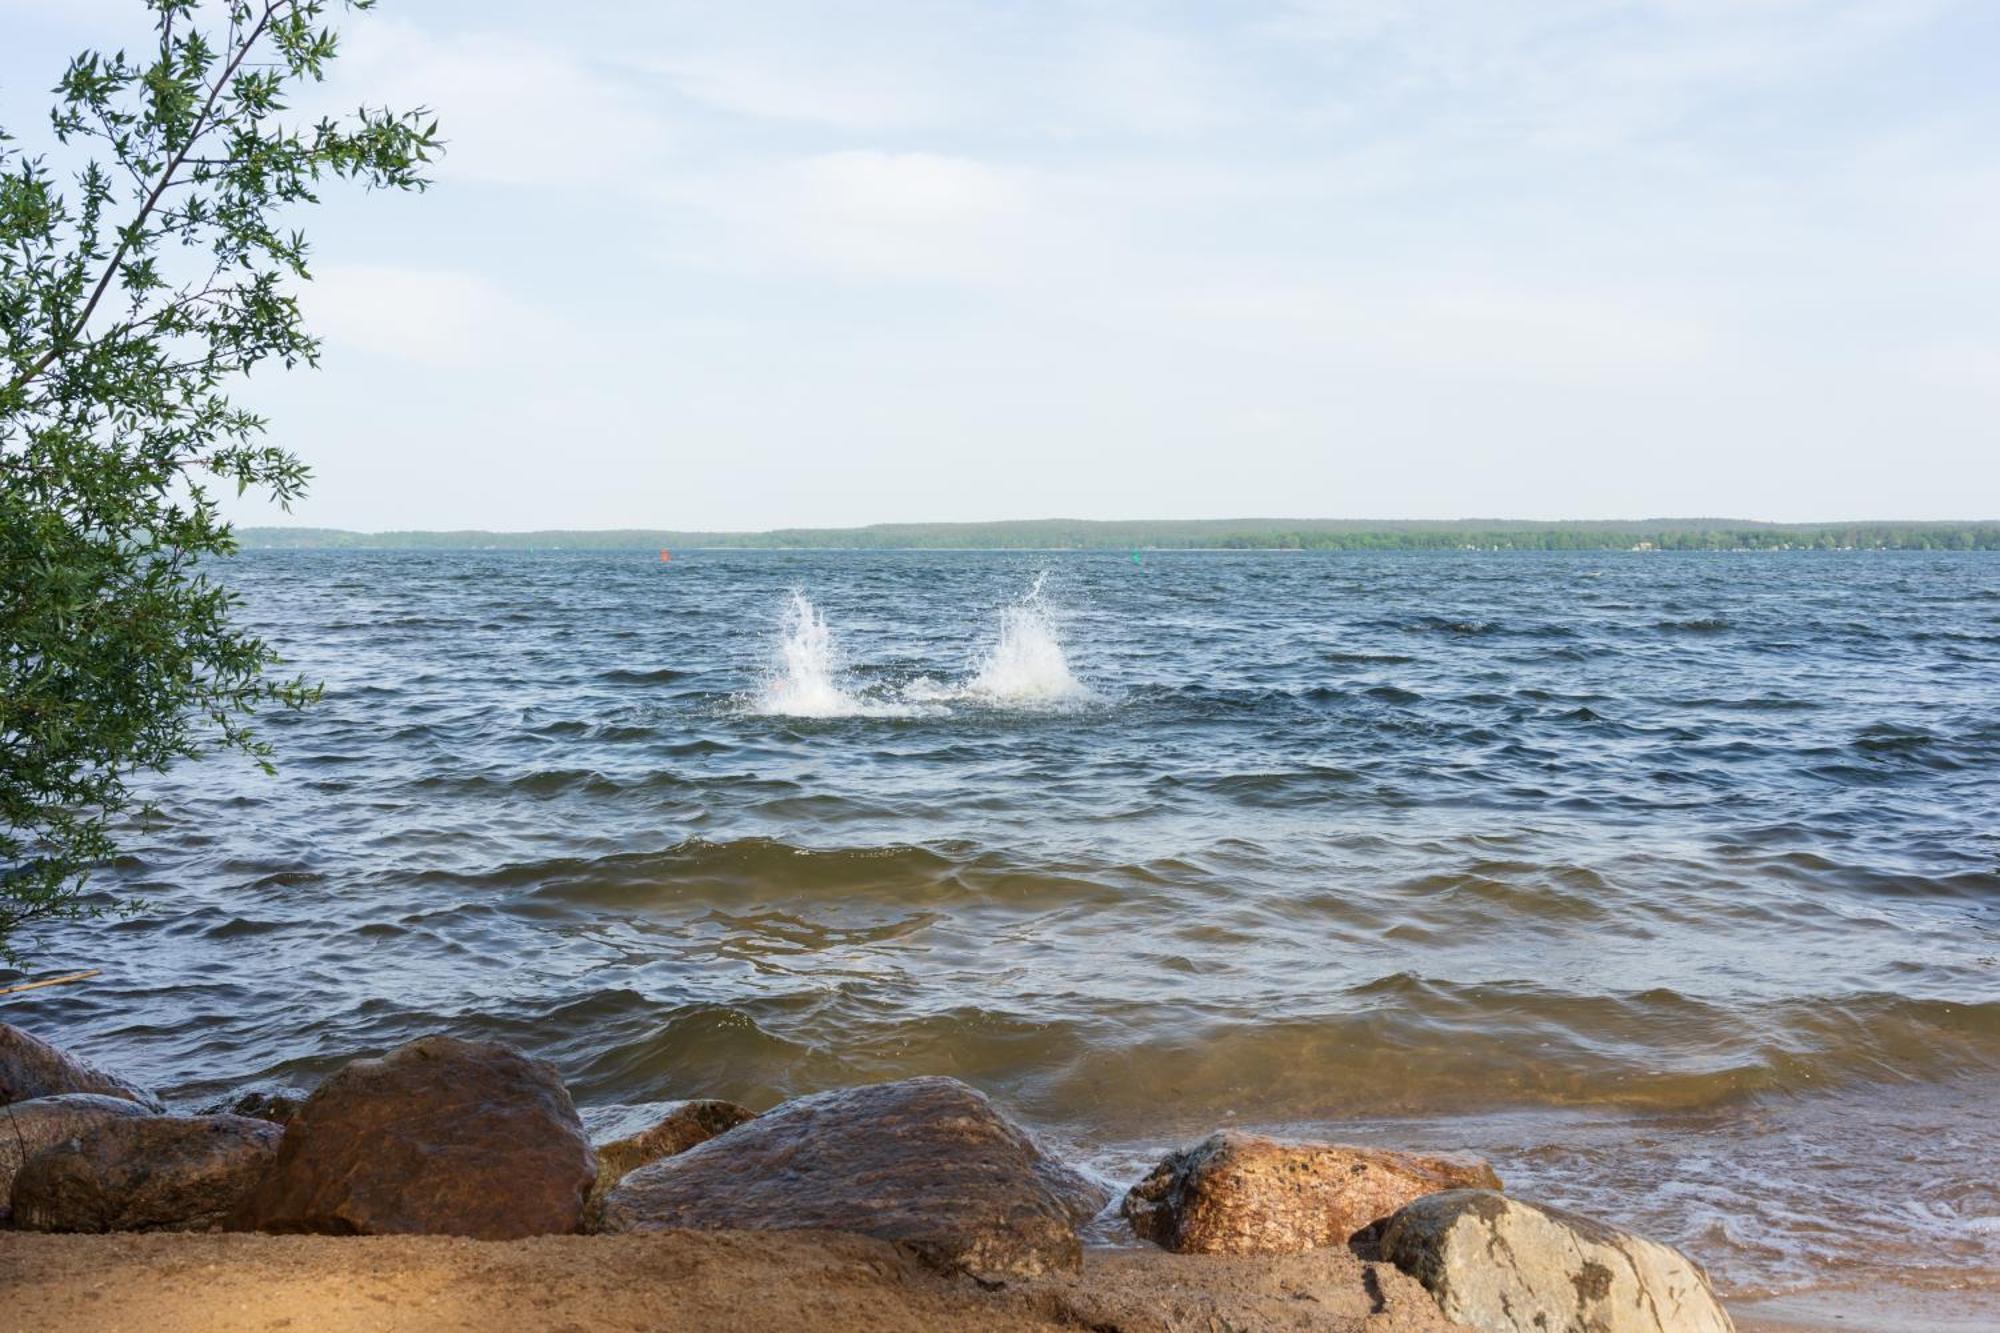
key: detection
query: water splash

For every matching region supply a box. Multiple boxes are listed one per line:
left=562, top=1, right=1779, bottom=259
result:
left=751, top=592, right=932, bottom=718
left=898, top=574, right=1095, bottom=708
left=963, top=572, right=1092, bottom=706
left=753, top=579, right=1091, bottom=717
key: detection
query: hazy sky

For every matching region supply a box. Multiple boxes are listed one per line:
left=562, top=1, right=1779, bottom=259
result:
left=4, top=0, right=1997, bottom=529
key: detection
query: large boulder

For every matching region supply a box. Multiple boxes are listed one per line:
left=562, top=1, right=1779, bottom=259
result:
left=0, top=1093, right=157, bottom=1220
left=590, top=1099, right=755, bottom=1202
left=230, top=1035, right=595, bottom=1239
left=1123, top=1130, right=1501, bottom=1255
left=594, top=1076, right=1110, bottom=1279
left=1378, top=1189, right=1734, bottom=1333
left=0, top=1023, right=162, bottom=1110
left=10, top=1113, right=280, bottom=1232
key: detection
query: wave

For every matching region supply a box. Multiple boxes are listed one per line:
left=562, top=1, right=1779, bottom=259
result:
left=265, top=975, right=2000, bottom=1129
left=1027, top=982, right=2000, bottom=1126
left=1852, top=723, right=1937, bottom=752
left=491, top=837, right=966, bottom=904
left=1322, top=650, right=1417, bottom=665
left=599, top=667, right=689, bottom=685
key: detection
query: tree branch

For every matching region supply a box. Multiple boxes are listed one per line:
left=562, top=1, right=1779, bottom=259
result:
left=4, top=1, right=284, bottom=399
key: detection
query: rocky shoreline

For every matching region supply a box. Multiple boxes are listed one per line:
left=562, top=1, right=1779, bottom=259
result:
left=5, top=1021, right=1742, bottom=1331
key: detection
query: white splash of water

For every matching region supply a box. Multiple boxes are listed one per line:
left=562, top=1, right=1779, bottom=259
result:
left=964, top=572, right=1091, bottom=706
left=752, top=592, right=928, bottom=718
left=749, top=579, right=1092, bottom=718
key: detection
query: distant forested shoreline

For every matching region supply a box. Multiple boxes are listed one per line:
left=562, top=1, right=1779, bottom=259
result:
left=234, top=519, right=2000, bottom=553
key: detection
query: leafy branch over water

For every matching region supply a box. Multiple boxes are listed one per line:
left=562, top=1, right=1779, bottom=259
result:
left=0, top=0, right=438, bottom=960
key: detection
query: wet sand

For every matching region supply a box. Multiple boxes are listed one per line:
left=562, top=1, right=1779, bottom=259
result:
left=1730, top=1278, right=2000, bottom=1333
left=7, top=1231, right=1993, bottom=1332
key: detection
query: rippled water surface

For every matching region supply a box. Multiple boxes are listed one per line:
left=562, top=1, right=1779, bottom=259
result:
left=14, top=549, right=2000, bottom=1295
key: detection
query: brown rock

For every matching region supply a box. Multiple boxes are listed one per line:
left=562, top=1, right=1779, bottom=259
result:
left=1122, top=1130, right=1500, bottom=1255
left=590, top=1099, right=755, bottom=1201
left=594, top=1076, right=1109, bottom=1279
left=0, top=1094, right=158, bottom=1220
left=230, top=1035, right=595, bottom=1239
left=0, top=1023, right=162, bottom=1110
left=10, top=1114, right=281, bottom=1233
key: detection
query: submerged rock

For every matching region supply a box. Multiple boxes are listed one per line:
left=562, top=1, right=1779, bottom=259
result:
left=1123, top=1130, right=1501, bottom=1255
left=595, top=1075, right=1109, bottom=1279
left=231, top=1035, right=595, bottom=1239
left=10, top=1113, right=280, bottom=1233
left=1378, top=1189, right=1734, bottom=1333
left=0, top=1023, right=162, bottom=1110
left=198, top=1086, right=308, bottom=1126
left=590, top=1099, right=756, bottom=1203
left=0, top=1094, right=158, bottom=1220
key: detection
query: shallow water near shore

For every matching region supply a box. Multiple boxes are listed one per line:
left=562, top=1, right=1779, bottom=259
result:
left=9, top=549, right=1999, bottom=1298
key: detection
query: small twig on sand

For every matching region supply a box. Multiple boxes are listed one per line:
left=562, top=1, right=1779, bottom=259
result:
left=0, top=969, right=101, bottom=999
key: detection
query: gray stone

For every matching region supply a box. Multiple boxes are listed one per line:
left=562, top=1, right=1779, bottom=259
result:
left=595, top=1076, right=1109, bottom=1279
left=1378, top=1189, right=1734, bottom=1333
left=10, top=1113, right=281, bottom=1232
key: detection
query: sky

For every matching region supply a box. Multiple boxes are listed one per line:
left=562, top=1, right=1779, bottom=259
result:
left=2, top=0, right=1997, bottom=530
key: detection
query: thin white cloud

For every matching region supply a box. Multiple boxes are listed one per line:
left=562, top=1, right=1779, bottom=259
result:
left=669, top=151, right=1033, bottom=282
left=325, top=17, right=672, bottom=189
left=0, top=0, right=128, bottom=19
left=1064, top=25, right=1244, bottom=134
left=1116, top=270, right=1719, bottom=382
left=1267, top=0, right=1956, bottom=149
left=1896, top=342, right=2000, bottom=394
left=303, top=266, right=558, bottom=368
left=655, top=50, right=950, bottom=131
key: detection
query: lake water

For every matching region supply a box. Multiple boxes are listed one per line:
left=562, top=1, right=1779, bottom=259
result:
left=14, top=549, right=2000, bottom=1298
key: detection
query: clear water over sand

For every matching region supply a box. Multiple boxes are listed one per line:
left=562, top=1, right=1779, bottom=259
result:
left=15, top=549, right=1998, bottom=1296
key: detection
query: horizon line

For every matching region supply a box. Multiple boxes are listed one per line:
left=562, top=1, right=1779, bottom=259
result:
left=238, top=515, right=2000, bottom=535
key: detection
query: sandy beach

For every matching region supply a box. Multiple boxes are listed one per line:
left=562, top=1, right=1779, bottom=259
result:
left=3, top=1231, right=1995, bottom=1332
left=0, top=1230, right=1465, bottom=1332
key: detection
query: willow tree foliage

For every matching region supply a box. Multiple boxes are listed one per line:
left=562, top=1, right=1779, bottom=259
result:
left=1, top=0, right=438, bottom=959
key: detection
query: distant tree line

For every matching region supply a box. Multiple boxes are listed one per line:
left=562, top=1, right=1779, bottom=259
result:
left=235, top=520, right=2000, bottom=553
